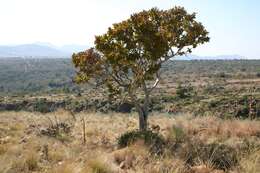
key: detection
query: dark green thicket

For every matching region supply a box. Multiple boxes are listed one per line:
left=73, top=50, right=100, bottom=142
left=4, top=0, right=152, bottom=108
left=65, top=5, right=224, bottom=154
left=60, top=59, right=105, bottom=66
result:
left=34, top=98, right=53, bottom=113
left=117, top=130, right=165, bottom=154
left=176, top=84, right=194, bottom=99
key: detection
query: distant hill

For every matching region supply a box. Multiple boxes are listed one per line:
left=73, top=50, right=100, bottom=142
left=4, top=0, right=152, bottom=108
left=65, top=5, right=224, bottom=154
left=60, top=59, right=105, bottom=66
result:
left=177, top=54, right=247, bottom=60
left=0, top=43, right=88, bottom=58
left=0, top=43, right=248, bottom=59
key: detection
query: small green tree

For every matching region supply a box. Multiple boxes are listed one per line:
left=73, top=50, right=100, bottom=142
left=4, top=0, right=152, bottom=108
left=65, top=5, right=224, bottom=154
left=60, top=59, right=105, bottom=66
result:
left=72, top=7, right=209, bottom=131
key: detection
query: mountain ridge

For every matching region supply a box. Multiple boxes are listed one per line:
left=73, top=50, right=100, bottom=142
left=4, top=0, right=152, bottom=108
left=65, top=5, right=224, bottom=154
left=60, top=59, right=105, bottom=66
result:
left=0, top=43, right=251, bottom=59
left=0, top=43, right=89, bottom=58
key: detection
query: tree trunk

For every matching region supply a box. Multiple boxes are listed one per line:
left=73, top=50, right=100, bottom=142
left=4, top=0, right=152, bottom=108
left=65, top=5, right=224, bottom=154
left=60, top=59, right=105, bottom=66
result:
left=129, top=89, right=149, bottom=131
left=138, top=107, right=148, bottom=131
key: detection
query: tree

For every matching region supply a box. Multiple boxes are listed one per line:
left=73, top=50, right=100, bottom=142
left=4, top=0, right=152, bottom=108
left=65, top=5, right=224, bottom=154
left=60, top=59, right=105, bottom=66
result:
left=72, top=7, right=209, bottom=131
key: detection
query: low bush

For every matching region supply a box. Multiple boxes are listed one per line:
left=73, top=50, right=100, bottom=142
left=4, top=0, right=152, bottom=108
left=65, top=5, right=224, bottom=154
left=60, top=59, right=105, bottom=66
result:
left=41, top=122, right=71, bottom=137
left=216, top=72, right=228, bottom=78
left=117, top=130, right=165, bottom=155
left=176, top=84, right=194, bottom=99
left=34, top=98, right=52, bottom=113
left=39, top=116, right=72, bottom=142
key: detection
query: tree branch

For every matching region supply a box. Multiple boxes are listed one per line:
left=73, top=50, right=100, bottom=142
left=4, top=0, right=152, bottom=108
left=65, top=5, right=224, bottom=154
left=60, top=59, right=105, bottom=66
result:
left=148, top=72, right=161, bottom=93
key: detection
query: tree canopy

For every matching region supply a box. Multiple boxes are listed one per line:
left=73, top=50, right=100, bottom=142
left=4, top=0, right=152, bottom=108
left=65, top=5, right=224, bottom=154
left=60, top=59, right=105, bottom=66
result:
left=72, top=7, right=209, bottom=130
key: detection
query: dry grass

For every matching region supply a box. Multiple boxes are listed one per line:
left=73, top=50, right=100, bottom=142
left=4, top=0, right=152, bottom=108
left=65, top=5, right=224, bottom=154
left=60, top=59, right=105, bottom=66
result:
left=82, top=158, right=113, bottom=173
left=47, top=162, right=75, bottom=173
left=25, top=152, right=39, bottom=171
left=0, top=111, right=259, bottom=173
left=239, top=149, right=260, bottom=173
left=172, top=115, right=260, bottom=141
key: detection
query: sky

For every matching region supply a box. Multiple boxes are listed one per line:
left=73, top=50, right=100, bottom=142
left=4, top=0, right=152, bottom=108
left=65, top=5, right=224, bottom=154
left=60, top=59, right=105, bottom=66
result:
left=0, top=0, right=260, bottom=58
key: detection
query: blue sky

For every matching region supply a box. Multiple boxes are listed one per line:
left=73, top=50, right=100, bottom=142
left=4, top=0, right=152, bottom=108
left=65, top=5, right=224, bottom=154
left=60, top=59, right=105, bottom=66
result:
left=0, top=0, right=260, bottom=58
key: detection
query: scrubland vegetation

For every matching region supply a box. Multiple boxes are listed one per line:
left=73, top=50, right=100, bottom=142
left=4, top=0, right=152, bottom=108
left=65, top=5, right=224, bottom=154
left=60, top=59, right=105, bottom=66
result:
left=0, top=58, right=259, bottom=172
left=0, top=111, right=259, bottom=173
left=0, top=57, right=259, bottom=173
left=0, top=6, right=260, bottom=173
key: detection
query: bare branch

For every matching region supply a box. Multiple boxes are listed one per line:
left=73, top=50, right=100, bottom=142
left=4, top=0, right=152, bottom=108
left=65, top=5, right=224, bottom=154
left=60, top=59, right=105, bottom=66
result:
left=148, top=72, right=161, bottom=93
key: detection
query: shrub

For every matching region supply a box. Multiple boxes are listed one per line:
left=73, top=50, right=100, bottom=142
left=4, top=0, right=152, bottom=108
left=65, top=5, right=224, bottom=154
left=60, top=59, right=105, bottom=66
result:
left=41, top=122, right=71, bottom=137
left=161, top=95, right=177, bottom=102
left=117, top=130, right=165, bottom=155
left=39, top=116, right=72, bottom=142
left=176, top=84, right=193, bottom=99
left=216, top=72, right=227, bottom=78
left=235, top=106, right=250, bottom=119
left=34, top=98, right=52, bottom=113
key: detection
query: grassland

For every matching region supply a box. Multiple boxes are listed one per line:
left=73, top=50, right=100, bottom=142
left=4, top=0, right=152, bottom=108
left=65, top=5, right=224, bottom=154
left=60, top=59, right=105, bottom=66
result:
left=0, top=110, right=259, bottom=173
left=0, top=58, right=259, bottom=172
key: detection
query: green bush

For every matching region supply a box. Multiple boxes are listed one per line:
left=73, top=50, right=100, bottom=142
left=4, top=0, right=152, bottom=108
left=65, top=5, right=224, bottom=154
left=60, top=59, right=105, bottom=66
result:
left=34, top=98, right=52, bottom=113
left=216, top=72, right=228, bottom=78
left=117, top=130, right=165, bottom=155
left=176, top=85, right=194, bottom=99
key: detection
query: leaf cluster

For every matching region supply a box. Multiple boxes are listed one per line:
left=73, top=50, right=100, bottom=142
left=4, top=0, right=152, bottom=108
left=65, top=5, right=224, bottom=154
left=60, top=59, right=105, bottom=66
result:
left=72, top=6, right=209, bottom=96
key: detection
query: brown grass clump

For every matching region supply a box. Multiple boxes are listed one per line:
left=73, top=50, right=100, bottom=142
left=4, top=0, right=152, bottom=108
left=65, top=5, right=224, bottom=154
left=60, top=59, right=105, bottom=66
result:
left=48, top=163, right=75, bottom=173
left=178, top=140, right=238, bottom=170
left=25, top=152, right=39, bottom=171
left=239, top=149, right=260, bottom=173
left=82, top=158, right=114, bottom=173
left=0, top=144, right=7, bottom=155
left=171, top=115, right=260, bottom=140
left=113, top=142, right=149, bottom=170
left=147, top=158, right=185, bottom=173
left=9, top=159, right=28, bottom=173
left=48, top=147, right=66, bottom=163
left=5, top=152, right=39, bottom=172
